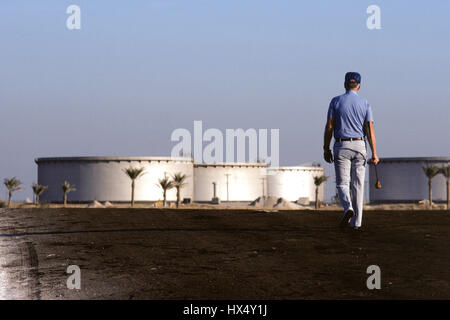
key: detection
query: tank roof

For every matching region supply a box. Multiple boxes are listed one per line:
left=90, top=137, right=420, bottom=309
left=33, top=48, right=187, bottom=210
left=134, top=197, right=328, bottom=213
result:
left=269, top=166, right=325, bottom=171
left=35, top=156, right=193, bottom=163
left=380, top=157, right=450, bottom=163
left=194, top=162, right=268, bottom=168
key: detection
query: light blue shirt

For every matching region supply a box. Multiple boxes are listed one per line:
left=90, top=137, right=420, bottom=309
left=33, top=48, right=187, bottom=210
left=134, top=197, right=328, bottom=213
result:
left=327, top=90, right=373, bottom=139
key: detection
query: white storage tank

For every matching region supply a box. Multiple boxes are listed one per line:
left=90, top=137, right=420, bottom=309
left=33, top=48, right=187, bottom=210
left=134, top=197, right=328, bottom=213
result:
left=35, top=157, right=194, bottom=203
left=194, top=163, right=268, bottom=202
left=267, top=166, right=326, bottom=202
left=369, top=157, right=450, bottom=203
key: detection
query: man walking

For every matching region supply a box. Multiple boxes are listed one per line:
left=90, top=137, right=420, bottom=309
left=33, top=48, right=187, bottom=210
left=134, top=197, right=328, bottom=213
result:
left=323, top=72, right=379, bottom=229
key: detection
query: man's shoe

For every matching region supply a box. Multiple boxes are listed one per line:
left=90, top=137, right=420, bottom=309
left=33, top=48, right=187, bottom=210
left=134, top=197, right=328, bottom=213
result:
left=339, top=209, right=354, bottom=228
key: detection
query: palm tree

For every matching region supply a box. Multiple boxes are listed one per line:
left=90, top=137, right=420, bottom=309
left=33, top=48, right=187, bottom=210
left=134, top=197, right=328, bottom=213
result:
left=158, top=176, right=174, bottom=207
left=32, top=183, right=48, bottom=205
left=4, top=177, right=22, bottom=208
left=313, top=175, right=329, bottom=209
left=172, top=172, right=188, bottom=208
left=422, top=165, right=440, bottom=208
left=123, top=167, right=146, bottom=207
left=62, top=181, right=76, bottom=206
left=440, top=165, right=450, bottom=210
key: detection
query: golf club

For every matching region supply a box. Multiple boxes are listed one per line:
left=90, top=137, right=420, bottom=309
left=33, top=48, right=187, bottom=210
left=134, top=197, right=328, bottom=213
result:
left=374, top=163, right=381, bottom=189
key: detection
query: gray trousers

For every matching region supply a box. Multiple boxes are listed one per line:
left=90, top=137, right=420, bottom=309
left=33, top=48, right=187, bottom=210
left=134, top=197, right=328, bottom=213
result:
left=333, top=140, right=367, bottom=227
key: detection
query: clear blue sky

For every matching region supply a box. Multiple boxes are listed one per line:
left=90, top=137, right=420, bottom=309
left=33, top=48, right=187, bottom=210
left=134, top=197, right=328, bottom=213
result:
left=0, top=1, right=449, bottom=200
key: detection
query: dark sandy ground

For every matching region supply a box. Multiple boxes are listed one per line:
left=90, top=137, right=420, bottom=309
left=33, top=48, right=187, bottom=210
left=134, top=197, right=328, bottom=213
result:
left=0, top=207, right=449, bottom=299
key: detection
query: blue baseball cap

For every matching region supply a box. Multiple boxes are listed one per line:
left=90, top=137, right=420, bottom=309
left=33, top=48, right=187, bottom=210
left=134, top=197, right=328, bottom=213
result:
left=345, top=72, right=361, bottom=84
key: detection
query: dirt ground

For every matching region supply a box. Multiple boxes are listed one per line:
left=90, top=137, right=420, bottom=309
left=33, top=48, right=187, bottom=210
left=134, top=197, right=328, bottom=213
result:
left=0, top=207, right=449, bottom=300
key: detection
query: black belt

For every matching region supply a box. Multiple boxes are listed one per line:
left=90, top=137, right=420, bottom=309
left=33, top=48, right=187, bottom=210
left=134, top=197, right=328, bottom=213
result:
left=335, top=137, right=364, bottom=142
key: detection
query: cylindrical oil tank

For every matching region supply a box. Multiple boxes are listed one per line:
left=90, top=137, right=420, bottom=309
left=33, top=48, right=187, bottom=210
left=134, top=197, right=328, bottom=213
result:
left=35, top=157, right=194, bottom=203
left=267, top=166, right=326, bottom=202
left=369, top=157, right=450, bottom=203
left=194, top=163, right=268, bottom=202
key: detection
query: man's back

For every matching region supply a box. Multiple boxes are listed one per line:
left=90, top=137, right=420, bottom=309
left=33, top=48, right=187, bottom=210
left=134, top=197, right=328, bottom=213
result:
left=323, top=72, right=379, bottom=229
left=327, top=90, right=373, bottom=139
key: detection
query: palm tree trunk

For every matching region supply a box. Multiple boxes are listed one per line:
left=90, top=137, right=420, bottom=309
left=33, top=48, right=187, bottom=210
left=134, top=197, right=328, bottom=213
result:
left=447, top=179, right=450, bottom=210
left=8, top=191, right=12, bottom=208
left=63, top=192, right=67, bottom=206
left=131, top=180, right=135, bottom=207
left=36, top=195, right=40, bottom=205
left=428, top=179, right=432, bottom=209
left=163, top=190, right=167, bottom=207
left=176, top=188, right=180, bottom=208
left=315, top=187, right=319, bottom=209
